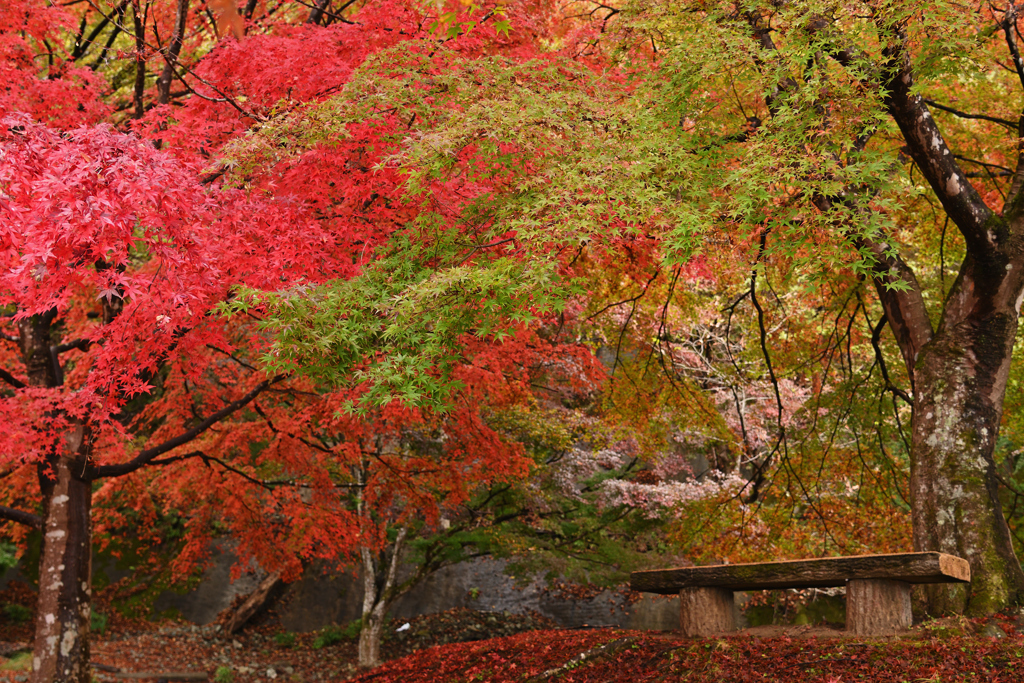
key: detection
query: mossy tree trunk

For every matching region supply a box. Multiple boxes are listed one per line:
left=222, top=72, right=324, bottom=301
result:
left=746, top=6, right=1024, bottom=615
left=357, top=527, right=407, bottom=669
left=830, top=21, right=1024, bottom=615
left=31, top=447, right=93, bottom=683
left=16, top=312, right=95, bottom=683
left=909, top=274, right=1024, bottom=616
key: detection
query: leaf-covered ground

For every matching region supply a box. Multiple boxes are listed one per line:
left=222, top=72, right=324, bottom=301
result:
left=0, top=577, right=561, bottom=682
left=2, top=577, right=1024, bottom=682
left=348, top=625, right=1024, bottom=682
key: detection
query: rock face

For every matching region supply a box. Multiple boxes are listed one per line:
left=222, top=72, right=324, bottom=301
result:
left=1, top=546, right=681, bottom=632
left=148, top=551, right=680, bottom=631
left=152, top=543, right=265, bottom=625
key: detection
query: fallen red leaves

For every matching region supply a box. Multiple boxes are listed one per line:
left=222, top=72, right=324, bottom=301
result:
left=350, top=626, right=1024, bottom=683
left=4, top=597, right=1024, bottom=682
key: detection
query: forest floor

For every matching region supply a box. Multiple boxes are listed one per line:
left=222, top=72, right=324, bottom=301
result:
left=1, top=578, right=1024, bottom=682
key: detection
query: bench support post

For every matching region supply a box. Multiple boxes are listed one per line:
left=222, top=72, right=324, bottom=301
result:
left=679, top=587, right=735, bottom=636
left=846, top=579, right=911, bottom=636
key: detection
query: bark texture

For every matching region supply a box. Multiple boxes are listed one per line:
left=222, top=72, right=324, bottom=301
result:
left=223, top=571, right=285, bottom=634
left=18, top=312, right=95, bottom=683
left=776, top=10, right=1024, bottom=617
left=881, top=50, right=1024, bottom=613
left=130, top=0, right=146, bottom=120
left=860, top=22, right=1024, bottom=616
left=910, top=297, right=1024, bottom=615
left=31, top=434, right=93, bottom=683
left=357, top=527, right=407, bottom=669
left=157, top=0, right=190, bottom=105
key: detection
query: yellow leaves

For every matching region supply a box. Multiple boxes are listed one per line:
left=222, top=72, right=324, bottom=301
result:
left=208, top=0, right=244, bottom=42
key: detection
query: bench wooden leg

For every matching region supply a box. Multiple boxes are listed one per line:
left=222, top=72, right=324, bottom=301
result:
left=846, top=579, right=912, bottom=636
left=679, top=587, right=735, bottom=636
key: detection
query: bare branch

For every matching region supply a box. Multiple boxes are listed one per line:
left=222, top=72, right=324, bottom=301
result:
left=0, top=368, right=27, bottom=390
left=921, top=98, right=1018, bottom=130
left=0, top=505, right=42, bottom=529
left=302, top=0, right=357, bottom=25
left=54, top=339, right=90, bottom=354
left=72, top=0, right=130, bottom=61
left=130, top=0, right=146, bottom=120
left=869, top=314, right=913, bottom=405
left=84, top=0, right=261, bottom=120
left=1004, top=3, right=1024, bottom=92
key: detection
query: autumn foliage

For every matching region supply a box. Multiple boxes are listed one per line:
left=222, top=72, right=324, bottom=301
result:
left=1, top=0, right=632, bottom=674
left=10, top=0, right=1024, bottom=678
left=349, top=622, right=1024, bottom=683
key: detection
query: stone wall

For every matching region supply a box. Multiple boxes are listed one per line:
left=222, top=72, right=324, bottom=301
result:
left=152, top=547, right=679, bottom=631
left=4, top=544, right=680, bottom=632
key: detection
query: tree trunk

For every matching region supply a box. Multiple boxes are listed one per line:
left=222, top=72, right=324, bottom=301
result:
left=31, top=427, right=93, bottom=683
left=356, top=606, right=386, bottom=670
left=909, top=256, right=1024, bottom=615
left=356, top=527, right=407, bottom=669
left=17, top=313, right=95, bottom=683
left=306, top=0, right=331, bottom=25
left=131, top=0, right=146, bottom=120
left=157, top=0, right=190, bottom=106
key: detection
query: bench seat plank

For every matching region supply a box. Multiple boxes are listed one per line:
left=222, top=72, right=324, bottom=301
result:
left=631, top=552, right=969, bottom=595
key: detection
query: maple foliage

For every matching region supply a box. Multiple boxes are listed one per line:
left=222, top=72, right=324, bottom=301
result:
left=0, top=1, right=108, bottom=127
left=2, top=0, right=656, bottom=676
left=10, top=0, right=1023, bottom=677
left=223, top=0, right=911, bottom=587
left=0, top=109, right=356, bottom=560
left=233, top=0, right=1024, bottom=619
left=0, top=91, right=576, bottom=544
left=0, top=114, right=334, bottom=417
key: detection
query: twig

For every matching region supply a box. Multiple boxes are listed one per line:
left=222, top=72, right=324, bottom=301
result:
left=920, top=98, right=1017, bottom=129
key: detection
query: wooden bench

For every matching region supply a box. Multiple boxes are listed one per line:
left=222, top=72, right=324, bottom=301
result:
left=630, top=552, right=970, bottom=636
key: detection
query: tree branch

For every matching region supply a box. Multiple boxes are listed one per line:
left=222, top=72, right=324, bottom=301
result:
left=1004, top=3, right=1024, bottom=92
left=130, top=0, right=146, bottom=120
left=870, top=313, right=913, bottom=405
left=72, top=0, right=130, bottom=61
left=0, top=505, right=42, bottom=529
left=54, top=339, right=90, bottom=354
left=880, top=29, right=994, bottom=252
left=298, top=0, right=358, bottom=25
left=796, top=18, right=937, bottom=386
left=856, top=232, right=933, bottom=385
left=157, top=0, right=190, bottom=106
left=92, top=375, right=286, bottom=478
left=84, top=0, right=260, bottom=120
left=921, top=98, right=1018, bottom=130
left=0, top=368, right=26, bottom=390
left=1002, top=4, right=1024, bottom=203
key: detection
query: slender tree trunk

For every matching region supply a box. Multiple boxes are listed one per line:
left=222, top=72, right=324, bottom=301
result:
left=18, top=312, right=95, bottom=682
left=157, top=0, right=189, bottom=105
left=306, top=0, right=330, bottom=25
left=131, top=0, right=146, bottom=119
left=356, top=527, right=407, bottom=669
left=357, top=605, right=387, bottom=670
left=31, top=427, right=93, bottom=683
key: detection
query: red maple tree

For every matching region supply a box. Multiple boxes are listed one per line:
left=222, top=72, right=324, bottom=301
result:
left=1, top=1, right=615, bottom=679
